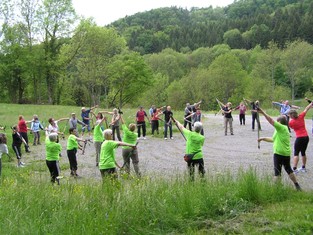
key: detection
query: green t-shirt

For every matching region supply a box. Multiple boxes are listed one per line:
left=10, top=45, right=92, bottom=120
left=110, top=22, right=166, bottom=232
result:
left=183, top=128, right=205, bottom=160
left=45, top=136, right=62, bottom=161
left=93, top=124, right=104, bottom=142
left=122, top=124, right=137, bottom=149
left=273, top=121, right=291, bottom=156
left=99, top=140, right=119, bottom=170
left=67, top=134, right=78, bottom=150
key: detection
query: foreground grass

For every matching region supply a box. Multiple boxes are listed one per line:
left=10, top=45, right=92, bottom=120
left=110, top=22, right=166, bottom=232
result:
left=0, top=167, right=312, bottom=234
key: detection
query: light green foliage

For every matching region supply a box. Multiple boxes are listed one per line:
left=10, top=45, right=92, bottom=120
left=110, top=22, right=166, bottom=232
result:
left=107, top=51, right=153, bottom=108
left=282, top=40, right=313, bottom=101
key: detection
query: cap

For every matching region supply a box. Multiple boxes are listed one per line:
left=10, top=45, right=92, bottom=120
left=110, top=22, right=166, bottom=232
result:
left=81, top=107, right=85, bottom=110
left=71, top=113, right=76, bottom=115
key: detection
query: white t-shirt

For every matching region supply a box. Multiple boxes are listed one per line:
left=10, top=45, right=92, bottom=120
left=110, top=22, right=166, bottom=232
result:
left=0, top=144, right=9, bottom=159
left=48, top=121, right=59, bottom=133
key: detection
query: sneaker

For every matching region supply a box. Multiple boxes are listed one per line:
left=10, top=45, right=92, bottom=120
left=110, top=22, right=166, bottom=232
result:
left=137, top=137, right=140, bottom=140
left=300, top=167, right=307, bottom=173
left=20, top=162, right=25, bottom=166
left=143, top=137, right=146, bottom=140
left=17, top=163, right=25, bottom=168
left=164, top=137, right=167, bottom=140
left=293, top=168, right=299, bottom=174
left=170, top=137, right=173, bottom=140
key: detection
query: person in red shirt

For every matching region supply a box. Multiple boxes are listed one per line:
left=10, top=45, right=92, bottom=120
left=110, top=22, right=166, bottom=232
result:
left=18, top=115, right=31, bottom=153
left=136, top=106, right=150, bottom=139
left=289, top=101, right=313, bottom=173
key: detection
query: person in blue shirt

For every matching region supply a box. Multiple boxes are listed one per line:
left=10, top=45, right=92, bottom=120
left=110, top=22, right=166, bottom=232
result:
left=81, top=105, right=98, bottom=138
left=30, top=115, right=44, bottom=145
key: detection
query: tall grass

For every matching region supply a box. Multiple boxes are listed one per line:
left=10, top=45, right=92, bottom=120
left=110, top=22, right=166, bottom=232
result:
left=0, top=168, right=311, bottom=234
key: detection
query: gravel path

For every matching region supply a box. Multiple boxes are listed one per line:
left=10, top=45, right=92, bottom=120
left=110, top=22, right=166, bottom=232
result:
left=27, top=113, right=313, bottom=190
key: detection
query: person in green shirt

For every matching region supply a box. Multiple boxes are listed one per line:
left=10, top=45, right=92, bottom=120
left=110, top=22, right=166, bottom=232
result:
left=67, top=128, right=86, bottom=177
left=99, top=129, right=136, bottom=180
left=93, top=114, right=106, bottom=167
left=175, top=119, right=205, bottom=180
left=45, top=130, right=62, bottom=185
left=257, top=107, right=301, bottom=191
left=120, top=116, right=140, bottom=177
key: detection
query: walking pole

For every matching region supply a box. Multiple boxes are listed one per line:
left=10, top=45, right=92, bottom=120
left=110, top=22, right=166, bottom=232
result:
left=170, top=116, right=187, bottom=141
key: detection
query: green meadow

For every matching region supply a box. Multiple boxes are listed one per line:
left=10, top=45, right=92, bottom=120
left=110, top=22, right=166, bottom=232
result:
left=0, top=104, right=313, bottom=234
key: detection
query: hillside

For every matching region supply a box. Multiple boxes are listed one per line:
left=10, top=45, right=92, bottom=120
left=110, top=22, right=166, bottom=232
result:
left=110, top=0, right=313, bottom=54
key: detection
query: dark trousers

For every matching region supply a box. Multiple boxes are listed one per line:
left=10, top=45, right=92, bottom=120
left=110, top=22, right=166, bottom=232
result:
left=100, top=168, right=117, bottom=180
left=187, top=158, right=205, bottom=180
left=164, top=122, right=172, bottom=138
left=137, top=121, right=146, bottom=137
left=239, top=114, right=245, bottom=125
left=46, top=160, right=60, bottom=184
left=67, top=149, right=78, bottom=171
left=151, top=120, right=159, bottom=135
left=252, top=112, right=261, bottom=130
left=12, top=144, right=22, bottom=159
left=19, top=132, right=29, bottom=152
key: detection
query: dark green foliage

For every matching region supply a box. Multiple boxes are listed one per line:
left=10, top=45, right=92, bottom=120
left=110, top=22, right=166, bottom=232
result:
left=111, top=0, right=312, bottom=53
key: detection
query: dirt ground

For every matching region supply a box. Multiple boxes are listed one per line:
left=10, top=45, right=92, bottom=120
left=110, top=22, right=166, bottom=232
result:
left=26, top=113, right=313, bottom=191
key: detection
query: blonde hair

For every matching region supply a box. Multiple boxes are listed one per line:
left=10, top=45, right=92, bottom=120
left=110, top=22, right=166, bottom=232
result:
left=129, top=123, right=136, bottom=132
left=103, top=129, right=112, bottom=140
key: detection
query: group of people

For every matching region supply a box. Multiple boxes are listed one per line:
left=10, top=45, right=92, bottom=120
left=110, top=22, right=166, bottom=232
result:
left=217, top=97, right=313, bottom=191
left=0, top=97, right=311, bottom=191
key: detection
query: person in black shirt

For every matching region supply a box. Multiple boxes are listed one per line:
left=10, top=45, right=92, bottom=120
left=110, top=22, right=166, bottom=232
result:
left=158, top=106, right=174, bottom=140
left=222, top=102, right=234, bottom=135
left=244, top=98, right=261, bottom=131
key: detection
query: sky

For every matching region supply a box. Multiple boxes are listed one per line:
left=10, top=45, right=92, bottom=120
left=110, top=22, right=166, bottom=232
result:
left=72, top=0, right=235, bottom=26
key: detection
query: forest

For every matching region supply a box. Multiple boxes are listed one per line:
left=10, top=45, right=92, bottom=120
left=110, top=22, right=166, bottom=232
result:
left=0, top=0, right=312, bottom=110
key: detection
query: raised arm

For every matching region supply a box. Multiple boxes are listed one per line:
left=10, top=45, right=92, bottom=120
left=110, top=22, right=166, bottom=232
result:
left=57, top=117, right=70, bottom=123
left=258, top=107, right=274, bottom=126
left=303, top=102, right=313, bottom=114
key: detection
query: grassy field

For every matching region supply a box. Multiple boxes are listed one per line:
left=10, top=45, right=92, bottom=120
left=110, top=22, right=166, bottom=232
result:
left=1, top=103, right=313, bottom=234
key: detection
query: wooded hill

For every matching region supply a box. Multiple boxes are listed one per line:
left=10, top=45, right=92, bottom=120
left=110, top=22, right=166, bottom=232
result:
left=110, top=0, right=313, bottom=54
left=0, top=0, right=312, bottom=110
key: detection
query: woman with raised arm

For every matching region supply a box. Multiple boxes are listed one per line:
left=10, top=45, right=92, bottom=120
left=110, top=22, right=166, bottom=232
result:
left=257, top=107, right=301, bottom=191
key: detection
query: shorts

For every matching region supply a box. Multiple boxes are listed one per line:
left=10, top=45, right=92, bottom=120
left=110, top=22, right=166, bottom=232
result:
left=294, top=136, right=309, bottom=156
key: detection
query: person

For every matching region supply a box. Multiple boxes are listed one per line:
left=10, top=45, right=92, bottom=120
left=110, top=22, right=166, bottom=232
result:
left=158, top=106, right=173, bottom=140
left=67, top=128, right=86, bottom=177
left=288, top=101, right=313, bottom=173
left=120, top=115, right=140, bottom=177
left=184, top=101, right=202, bottom=131
left=0, top=133, right=9, bottom=176
left=93, top=115, right=106, bottom=167
left=185, top=108, right=204, bottom=135
left=17, top=115, right=31, bottom=153
left=151, top=106, right=164, bottom=136
left=12, top=125, right=27, bottom=167
left=222, top=102, right=234, bottom=135
left=30, top=115, right=44, bottom=145
left=99, top=129, right=136, bottom=180
left=272, top=100, right=299, bottom=132
left=257, top=107, right=301, bottom=191
left=184, top=103, right=193, bottom=131
left=69, top=113, right=86, bottom=136
left=235, top=102, right=247, bottom=125
left=175, top=119, right=205, bottom=180
left=81, top=105, right=98, bottom=137
left=149, top=105, right=155, bottom=118
left=45, top=130, right=62, bottom=185
left=135, top=106, right=150, bottom=140
left=244, top=99, right=261, bottom=131
left=47, top=117, right=69, bottom=136
left=104, top=108, right=122, bottom=141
